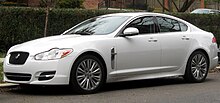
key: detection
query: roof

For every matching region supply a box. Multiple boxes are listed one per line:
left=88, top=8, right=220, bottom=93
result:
left=102, top=12, right=170, bottom=17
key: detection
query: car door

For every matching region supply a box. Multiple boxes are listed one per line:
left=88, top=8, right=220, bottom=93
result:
left=156, top=16, right=192, bottom=71
left=114, top=16, right=161, bottom=76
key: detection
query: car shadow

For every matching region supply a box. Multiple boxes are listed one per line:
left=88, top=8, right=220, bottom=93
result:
left=5, top=77, right=213, bottom=96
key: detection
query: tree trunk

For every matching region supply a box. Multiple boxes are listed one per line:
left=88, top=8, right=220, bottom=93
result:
left=218, top=1, right=219, bottom=10
left=162, top=0, right=165, bottom=12
left=44, top=6, right=49, bottom=37
left=133, top=0, right=135, bottom=10
left=168, top=0, right=172, bottom=12
left=157, top=0, right=169, bottom=12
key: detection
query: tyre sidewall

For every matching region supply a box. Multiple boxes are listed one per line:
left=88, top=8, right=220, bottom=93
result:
left=69, top=55, right=106, bottom=94
left=184, top=51, right=209, bottom=83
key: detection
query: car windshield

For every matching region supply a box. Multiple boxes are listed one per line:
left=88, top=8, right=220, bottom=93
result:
left=65, top=16, right=130, bottom=35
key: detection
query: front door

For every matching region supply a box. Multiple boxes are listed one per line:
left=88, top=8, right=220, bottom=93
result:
left=115, top=16, right=161, bottom=76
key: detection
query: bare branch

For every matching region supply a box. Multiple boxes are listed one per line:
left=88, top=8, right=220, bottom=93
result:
left=180, top=0, right=195, bottom=12
left=172, top=0, right=180, bottom=12
left=181, top=0, right=189, bottom=11
left=157, top=0, right=170, bottom=11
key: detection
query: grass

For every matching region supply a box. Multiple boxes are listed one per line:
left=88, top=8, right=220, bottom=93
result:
left=0, top=52, right=4, bottom=83
left=0, top=63, right=3, bottom=83
left=0, top=52, right=6, bottom=58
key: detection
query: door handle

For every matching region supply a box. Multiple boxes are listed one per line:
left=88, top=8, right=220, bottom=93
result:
left=148, top=38, right=158, bottom=42
left=182, top=36, right=190, bottom=40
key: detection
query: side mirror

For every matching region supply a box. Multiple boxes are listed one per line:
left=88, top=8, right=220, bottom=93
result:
left=121, top=27, right=139, bottom=37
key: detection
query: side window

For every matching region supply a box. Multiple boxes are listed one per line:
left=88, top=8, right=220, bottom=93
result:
left=156, top=17, right=188, bottom=33
left=156, top=17, right=180, bottom=32
left=127, top=16, right=157, bottom=34
left=179, top=22, right=188, bottom=31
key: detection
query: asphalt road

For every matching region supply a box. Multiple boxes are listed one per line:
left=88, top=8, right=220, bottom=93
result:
left=1, top=73, right=220, bottom=103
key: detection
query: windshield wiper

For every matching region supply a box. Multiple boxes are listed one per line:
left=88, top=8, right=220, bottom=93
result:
left=72, top=31, right=92, bottom=35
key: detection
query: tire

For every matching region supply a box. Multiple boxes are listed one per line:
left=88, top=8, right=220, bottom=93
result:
left=184, top=51, right=209, bottom=83
left=69, top=55, right=106, bottom=94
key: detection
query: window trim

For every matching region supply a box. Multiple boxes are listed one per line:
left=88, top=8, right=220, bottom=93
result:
left=116, top=15, right=159, bottom=37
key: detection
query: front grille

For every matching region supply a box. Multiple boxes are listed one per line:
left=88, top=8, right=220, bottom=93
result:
left=5, top=73, right=32, bottom=81
left=9, top=52, right=29, bottom=65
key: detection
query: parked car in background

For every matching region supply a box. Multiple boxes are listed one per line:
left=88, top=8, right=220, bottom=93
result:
left=191, top=8, right=220, bottom=14
left=3, top=12, right=219, bottom=94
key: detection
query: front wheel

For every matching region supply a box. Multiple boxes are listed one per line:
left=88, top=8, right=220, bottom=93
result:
left=184, top=51, right=209, bottom=83
left=69, top=55, right=106, bottom=94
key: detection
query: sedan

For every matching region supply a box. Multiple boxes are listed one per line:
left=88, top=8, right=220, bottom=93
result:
left=3, top=12, right=218, bottom=94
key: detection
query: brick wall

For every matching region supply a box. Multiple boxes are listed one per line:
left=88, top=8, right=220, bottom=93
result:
left=27, top=0, right=40, bottom=7
left=83, top=0, right=103, bottom=9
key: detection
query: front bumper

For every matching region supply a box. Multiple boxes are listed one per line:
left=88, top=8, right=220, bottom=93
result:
left=3, top=54, right=74, bottom=85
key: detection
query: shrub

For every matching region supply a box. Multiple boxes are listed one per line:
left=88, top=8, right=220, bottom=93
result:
left=0, top=7, right=125, bottom=52
left=58, top=0, right=84, bottom=8
left=173, top=13, right=220, bottom=44
left=0, top=7, right=46, bottom=52
left=0, top=7, right=220, bottom=53
left=0, top=63, right=3, bottom=83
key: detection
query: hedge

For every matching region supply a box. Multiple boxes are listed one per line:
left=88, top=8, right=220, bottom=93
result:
left=0, top=7, right=220, bottom=52
left=0, top=7, right=125, bottom=52
left=174, top=13, right=220, bottom=45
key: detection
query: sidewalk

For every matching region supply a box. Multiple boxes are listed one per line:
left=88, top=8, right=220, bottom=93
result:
left=0, top=83, right=18, bottom=88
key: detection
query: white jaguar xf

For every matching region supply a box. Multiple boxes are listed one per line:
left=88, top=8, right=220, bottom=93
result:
left=3, top=12, right=218, bottom=94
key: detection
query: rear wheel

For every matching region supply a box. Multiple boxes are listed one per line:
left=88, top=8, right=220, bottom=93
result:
left=184, top=51, right=209, bottom=83
left=69, top=55, right=106, bottom=94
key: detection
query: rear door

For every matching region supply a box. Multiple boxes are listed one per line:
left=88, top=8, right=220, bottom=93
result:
left=156, top=16, right=192, bottom=71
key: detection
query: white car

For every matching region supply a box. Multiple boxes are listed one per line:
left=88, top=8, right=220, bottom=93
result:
left=3, top=12, right=218, bottom=94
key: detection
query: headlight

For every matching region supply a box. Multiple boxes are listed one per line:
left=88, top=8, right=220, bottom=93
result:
left=34, top=48, right=73, bottom=60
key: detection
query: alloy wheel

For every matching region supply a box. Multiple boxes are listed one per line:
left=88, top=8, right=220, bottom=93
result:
left=190, top=54, right=208, bottom=80
left=76, top=59, right=102, bottom=91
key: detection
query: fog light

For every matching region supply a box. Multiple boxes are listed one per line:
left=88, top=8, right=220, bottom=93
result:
left=36, top=71, right=56, bottom=81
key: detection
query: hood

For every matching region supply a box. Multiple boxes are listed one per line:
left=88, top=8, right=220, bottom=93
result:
left=8, top=35, right=107, bottom=55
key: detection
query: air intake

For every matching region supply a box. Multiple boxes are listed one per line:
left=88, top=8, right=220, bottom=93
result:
left=38, top=71, right=56, bottom=81
left=5, top=72, right=32, bottom=81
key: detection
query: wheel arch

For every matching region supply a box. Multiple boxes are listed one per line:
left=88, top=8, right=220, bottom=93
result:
left=183, top=48, right=210, bottom=82
left=69, top=51, right=107, bottom=83
left=188, top=48, right=210, bottom=69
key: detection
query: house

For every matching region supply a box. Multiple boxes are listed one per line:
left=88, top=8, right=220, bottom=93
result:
left=83, top=0, right=103, bottom=9
left=1, top=0, right=219, bottom=11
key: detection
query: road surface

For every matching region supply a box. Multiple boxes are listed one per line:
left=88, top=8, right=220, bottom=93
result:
left=1, top=73, right=220, bottom=103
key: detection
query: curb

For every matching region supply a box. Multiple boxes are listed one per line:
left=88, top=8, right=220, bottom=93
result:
left=0, top=83, right=19, bottom=88
left=0, top=58, right=18, bottom=88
